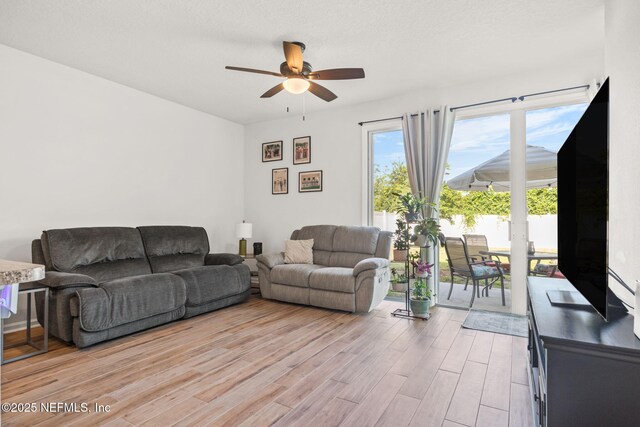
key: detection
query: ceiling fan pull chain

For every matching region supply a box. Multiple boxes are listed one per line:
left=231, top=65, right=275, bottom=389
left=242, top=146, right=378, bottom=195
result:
left=302, top=93, right=306, bottom=121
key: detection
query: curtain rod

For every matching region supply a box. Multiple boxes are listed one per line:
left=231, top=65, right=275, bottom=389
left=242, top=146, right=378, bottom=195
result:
left=357, top=83, right=592, bottom=127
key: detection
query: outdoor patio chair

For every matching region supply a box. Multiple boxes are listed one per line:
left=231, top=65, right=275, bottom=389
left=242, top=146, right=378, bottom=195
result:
left=443, top=237, right=506, bottom=308
left=463, top=233, right=510, bottom=274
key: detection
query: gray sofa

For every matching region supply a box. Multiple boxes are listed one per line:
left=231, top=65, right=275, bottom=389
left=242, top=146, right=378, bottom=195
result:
left=32, top=226, right=250, bottom=348
left=257, top=225, right=392, bottom=313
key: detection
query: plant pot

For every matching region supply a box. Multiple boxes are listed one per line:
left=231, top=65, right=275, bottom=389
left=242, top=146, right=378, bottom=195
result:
left=410, top=298, right=430, bottom=318
left=391, top=281, right=408, bottom=292
left=404, top=212, right=421, bottom=223
left=393, top=249, right=408, bottom=262
left=413, top=234, right=428, bottom=247
left=415, top=271, right=429, bottom=279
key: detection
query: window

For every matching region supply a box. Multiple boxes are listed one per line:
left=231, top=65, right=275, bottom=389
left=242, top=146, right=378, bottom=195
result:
left=363, top=125, right=406, bottom=231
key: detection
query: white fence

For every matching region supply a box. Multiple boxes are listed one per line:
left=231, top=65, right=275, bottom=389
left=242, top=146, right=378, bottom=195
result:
left=374, top=212, right=557, bottom=250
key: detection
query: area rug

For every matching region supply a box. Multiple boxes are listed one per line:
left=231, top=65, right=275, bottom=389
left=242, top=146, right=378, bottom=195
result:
left=462, top=309, right=528, bottom=337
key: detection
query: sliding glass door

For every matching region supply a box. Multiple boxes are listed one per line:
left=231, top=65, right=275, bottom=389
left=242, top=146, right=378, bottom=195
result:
left=439, top=113, right=514, bottom=313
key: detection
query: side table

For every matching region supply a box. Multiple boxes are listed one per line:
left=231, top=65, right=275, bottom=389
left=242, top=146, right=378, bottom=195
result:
left=2, top=282, right=49, bottom=364
left=241, top=254, right=260, bottom=295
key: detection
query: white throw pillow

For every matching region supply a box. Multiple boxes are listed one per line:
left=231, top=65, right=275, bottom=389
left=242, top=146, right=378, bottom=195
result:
left=284, top=239, right=314, bottom=264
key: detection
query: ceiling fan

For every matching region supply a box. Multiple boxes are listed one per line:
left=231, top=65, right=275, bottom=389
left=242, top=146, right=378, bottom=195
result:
left=225, top=41, right=365, bottom=102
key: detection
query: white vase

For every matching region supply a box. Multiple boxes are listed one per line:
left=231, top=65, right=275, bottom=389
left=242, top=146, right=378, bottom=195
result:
left=413, top=234, right=428, bottom=247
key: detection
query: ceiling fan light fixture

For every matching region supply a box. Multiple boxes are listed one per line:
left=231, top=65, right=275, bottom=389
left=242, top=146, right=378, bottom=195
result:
left=283, top=77, right=310, bottom=94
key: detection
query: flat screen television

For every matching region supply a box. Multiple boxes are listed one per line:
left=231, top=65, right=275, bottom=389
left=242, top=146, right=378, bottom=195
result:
left=557, top=78, right=618, bottom=319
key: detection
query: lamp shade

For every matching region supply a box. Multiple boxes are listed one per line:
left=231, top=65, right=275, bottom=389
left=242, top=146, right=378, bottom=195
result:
left=283, top=77, right=310, bottom=94
left=236, top=222, right=253, bottom=239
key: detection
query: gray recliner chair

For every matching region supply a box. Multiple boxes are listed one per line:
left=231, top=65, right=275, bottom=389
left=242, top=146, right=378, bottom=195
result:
left=257, top=225, right=392, bottom=313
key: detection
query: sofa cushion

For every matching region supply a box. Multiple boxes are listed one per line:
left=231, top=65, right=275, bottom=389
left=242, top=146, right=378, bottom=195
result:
left=284, top=239, right=314, bottom=264
left=42, top=227, right=151, bottom=282
left=138, top=226, right=209, bottom=273
left=75, top=273, right=186, bottom=332
left=271, top=264, right=326, bottom=288
left=309, top=267, right=356, bottom=293
left=172, top=265, right=249, bottom=306
left=333, top=226, right=380, bottom=255
left=292, top=225, right=337, bottom=266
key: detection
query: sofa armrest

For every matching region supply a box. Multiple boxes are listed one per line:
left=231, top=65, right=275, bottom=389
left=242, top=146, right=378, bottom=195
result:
left=205, top=253, right=244, bottom=266
left=353, top=258, right=390, bottom=276
left=39, top=271, right=97, bottom=289
left=256, top=253, right=284, bottom=269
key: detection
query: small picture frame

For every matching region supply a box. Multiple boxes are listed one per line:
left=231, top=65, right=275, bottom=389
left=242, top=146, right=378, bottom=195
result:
left=262, top=140, right=283, bottom=162
left=293, top=136, right=311, bottom=164
left=272, top=168, right=288, bottom=195
left=298, top=170, right=323, bottom=193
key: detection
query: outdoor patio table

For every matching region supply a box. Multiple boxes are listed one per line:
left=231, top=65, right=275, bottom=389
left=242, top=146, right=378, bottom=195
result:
left=479, top=250, right=558, bottom=275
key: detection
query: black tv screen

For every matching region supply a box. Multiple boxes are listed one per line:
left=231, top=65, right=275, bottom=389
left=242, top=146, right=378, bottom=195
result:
left=557, top=78, right=609, bottom=318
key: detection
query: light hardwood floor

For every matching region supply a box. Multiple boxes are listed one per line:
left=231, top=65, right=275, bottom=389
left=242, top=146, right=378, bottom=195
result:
left=1, top=297, right=533, bottom=426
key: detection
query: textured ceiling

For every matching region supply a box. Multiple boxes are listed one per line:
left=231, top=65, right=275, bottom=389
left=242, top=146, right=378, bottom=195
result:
left=0, top=0, right=604, bottom=124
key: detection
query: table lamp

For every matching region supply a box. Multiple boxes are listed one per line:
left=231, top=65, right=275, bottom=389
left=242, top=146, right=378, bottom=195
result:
left=236, top=221, right=253, bottom=256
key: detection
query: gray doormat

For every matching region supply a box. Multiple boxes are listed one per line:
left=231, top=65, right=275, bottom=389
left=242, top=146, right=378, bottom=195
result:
left=462, top=309, right=528, bottom=337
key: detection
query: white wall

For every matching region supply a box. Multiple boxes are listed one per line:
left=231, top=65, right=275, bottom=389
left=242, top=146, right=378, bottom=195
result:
left=606, top=0, right=640, bottom=305
left=0, top=44, right=245, bottom=329
left=244, top=55, right=603, bottom=253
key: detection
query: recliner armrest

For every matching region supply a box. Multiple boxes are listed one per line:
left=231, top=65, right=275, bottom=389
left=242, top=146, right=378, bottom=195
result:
left=39, top=271, right=97, bottom=289
left=205, top=253, right=244, bottom=266
left=256, top=253, right=284, bottom=269
left=353, top=258, right=390, bottom=276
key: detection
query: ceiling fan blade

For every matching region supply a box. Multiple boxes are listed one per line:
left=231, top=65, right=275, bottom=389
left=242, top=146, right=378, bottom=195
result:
left=283, top=42, right=304, bottom=74
left=225, top=66, right=283, bottom=77
left=260, top=83, right=285, bottom=98
left=308, top=68, right=365, bottom=80
left=308, top=81, right=337, bottom=102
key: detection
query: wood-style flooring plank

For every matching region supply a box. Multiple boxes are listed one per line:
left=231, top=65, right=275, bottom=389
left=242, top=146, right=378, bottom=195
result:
left=374, top=394, right=420, bottom=427
left=305, top=397, right=356, bottom=426
left=397, top=346, right=447, bottom=399
left=439, top=331, right=476, bottom=374
left=341, top=373, right=406, bottom=427
left=408, top=370, right=459, bottom=427
left=237, top=402, right=290, bottom=427
left=445, top=360, right=487, bottom=426
left=431, top=320, right=463, bottom=350
left=511, top=336, right=529, bottom=385
left=273, top=379, right=346, bottom=427
left=509, top=382, right=534, bottom=427
left=480, top=334, right=512, bottom=412
left=467, top=331, right=494, bottom=365
left=338, top=347, right=403, bottom=403
left=475, top=405, right=509, bottom=427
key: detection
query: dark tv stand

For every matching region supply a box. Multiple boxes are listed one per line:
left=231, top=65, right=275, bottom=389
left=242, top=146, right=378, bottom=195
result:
left=528, top=277, right=640, bottom=427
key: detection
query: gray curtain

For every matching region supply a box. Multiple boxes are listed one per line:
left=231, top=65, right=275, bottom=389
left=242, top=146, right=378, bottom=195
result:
left=402, top=108, right=456, bottom=214
left=402, top=107, right=456, bottom=301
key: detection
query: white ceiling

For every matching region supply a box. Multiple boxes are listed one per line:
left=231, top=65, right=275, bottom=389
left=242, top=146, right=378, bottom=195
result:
left=0, top=0, right=604, bottom=125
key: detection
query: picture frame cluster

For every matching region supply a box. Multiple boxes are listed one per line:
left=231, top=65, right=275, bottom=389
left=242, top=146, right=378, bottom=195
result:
left=264, top=136, right=322, bottom=195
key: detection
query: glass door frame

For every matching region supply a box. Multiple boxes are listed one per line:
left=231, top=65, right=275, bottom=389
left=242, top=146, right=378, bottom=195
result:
left=361, top=119, right=403, bottom=226
left=451, top=91, right=590, bottom=315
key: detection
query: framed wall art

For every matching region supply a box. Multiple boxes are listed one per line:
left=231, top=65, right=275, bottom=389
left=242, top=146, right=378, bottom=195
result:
left=293, top=136, right=311, bottom=164
left=298, top=170, right=323, bottom=193
left=262, top=140, right=283, bottom=162
left=272, top=168, right=289, bottom=195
